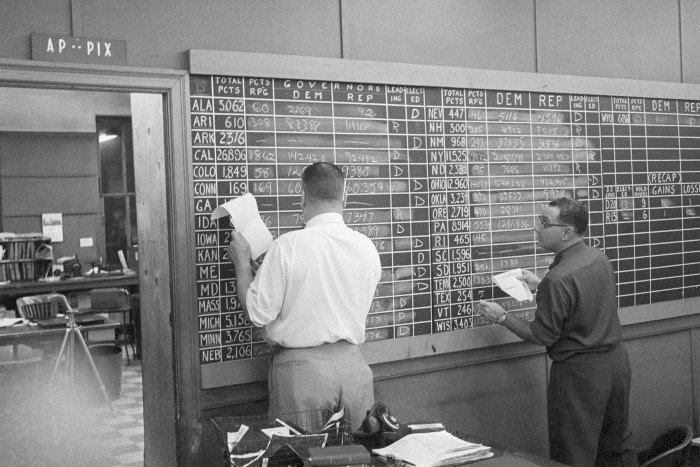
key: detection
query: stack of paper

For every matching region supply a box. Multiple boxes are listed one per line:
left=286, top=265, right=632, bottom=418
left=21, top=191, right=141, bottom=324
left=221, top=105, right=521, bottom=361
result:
left=492, top=268, right=533, bottom=302
left=211, top=193, right=274, bottom=260
left=0, top=317, right=24, bottom=328
left=372, top=431, right=493, bottom=467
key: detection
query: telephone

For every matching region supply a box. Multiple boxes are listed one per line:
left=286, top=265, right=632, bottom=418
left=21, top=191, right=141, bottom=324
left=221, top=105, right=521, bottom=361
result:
left=359, top=402, right=400, bottom=434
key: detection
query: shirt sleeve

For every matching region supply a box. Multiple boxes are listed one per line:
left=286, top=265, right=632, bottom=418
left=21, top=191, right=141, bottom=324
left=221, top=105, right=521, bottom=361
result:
left=529, top=276, right=572, bottom=347
left=245, top=240, right=287, bottom=327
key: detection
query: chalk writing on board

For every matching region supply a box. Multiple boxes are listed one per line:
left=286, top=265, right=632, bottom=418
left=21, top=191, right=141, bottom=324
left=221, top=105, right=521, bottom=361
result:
left=189, top=74, right=700, bottom=364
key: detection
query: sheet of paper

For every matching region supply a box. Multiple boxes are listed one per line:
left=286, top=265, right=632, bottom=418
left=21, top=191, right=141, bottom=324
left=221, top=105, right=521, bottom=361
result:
left=492, top=268, right=533, bottom=302
left=274, top=418, right=302, bottom=435
left=117, top=250, right=128, bottom=269
left=0, top=318, right=24, bottom=328
left=226, top=424, right=249, bottom=451
left=211, top=193, right=274, bottom=260
left=42, top=212, right=63, bottom=242
left=322, top=406, right=345, bottom=432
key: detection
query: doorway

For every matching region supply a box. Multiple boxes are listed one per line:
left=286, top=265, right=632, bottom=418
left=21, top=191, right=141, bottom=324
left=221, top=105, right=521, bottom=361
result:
left=0, top=60, right=188, bottom=466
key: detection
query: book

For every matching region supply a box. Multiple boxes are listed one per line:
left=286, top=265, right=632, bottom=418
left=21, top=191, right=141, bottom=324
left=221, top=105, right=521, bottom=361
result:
left=307, top=445, right=370, bottom=466
left=407, top=422, right=445, bottom=434
left=372, top=431, right=493, bottom=467
left=211, top=193, right=274, bottom=260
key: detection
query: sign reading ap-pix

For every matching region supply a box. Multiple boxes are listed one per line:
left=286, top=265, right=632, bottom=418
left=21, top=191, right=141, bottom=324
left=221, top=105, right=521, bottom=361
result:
left=31, top=33, right=127, bottom=66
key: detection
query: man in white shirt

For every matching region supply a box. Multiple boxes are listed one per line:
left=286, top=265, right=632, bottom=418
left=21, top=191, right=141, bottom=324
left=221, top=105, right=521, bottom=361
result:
left=228, top=162, right=381, bottom=431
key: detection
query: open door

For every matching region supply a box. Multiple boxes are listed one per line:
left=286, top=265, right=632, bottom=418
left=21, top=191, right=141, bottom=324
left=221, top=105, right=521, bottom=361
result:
left=0, top=59, right=190, bottom=466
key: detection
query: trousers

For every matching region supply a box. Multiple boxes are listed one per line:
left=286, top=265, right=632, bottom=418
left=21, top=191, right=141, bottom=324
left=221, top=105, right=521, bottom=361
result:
left=548, top=343, right=638, bottom=467
left=267, top=341, right=374, bottom=432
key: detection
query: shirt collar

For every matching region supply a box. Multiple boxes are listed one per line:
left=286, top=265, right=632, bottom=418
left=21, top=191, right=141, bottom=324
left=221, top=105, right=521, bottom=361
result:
left=305, top=212, right=344, bottom=228
left=549, top=239, right=585, bottom=269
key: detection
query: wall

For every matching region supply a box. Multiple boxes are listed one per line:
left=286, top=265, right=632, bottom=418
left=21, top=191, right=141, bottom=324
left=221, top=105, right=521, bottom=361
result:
left=0, top=88, right=131, bottom=263
left=1, top=0, right=699, bottom=465
left=2, top=1, right=698, bottom=84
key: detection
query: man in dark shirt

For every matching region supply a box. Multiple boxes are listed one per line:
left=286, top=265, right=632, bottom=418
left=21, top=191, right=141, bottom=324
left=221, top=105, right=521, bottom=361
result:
left=479, top=198, right=637, bottom=467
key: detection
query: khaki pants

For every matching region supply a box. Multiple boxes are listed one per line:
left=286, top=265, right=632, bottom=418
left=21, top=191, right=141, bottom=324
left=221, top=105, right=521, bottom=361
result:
left=267, top=341, right=374, bottom=431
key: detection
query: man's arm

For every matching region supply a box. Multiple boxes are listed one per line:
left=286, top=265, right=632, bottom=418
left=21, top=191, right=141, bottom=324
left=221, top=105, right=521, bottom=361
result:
left=227, top=231, right=253, bottom=321
left=500, top=312, right=543, bottom=344
left=479, top=300, right=544, bottom=345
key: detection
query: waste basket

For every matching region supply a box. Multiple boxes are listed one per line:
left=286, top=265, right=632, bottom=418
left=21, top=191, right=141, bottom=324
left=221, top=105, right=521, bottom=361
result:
left=87, top=344, right=122, bottom=400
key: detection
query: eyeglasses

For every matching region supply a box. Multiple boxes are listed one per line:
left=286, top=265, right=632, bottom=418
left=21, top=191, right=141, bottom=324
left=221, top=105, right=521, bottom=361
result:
left=537, top=214, right=571, bottom=229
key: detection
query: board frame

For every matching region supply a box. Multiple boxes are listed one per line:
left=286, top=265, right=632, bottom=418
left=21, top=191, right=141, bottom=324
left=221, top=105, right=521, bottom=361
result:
left=188, top=49, right=700, bottom=388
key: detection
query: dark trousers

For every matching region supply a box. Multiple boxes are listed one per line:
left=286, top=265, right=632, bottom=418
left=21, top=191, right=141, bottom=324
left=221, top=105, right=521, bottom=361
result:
left=548, top=343, right=638, bottom=467
left=267, top=341, right=374, bottom=432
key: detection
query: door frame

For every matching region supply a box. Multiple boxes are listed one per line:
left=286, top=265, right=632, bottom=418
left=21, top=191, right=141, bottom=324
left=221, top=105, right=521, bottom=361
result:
left=0, top=58, right=193, bottom=466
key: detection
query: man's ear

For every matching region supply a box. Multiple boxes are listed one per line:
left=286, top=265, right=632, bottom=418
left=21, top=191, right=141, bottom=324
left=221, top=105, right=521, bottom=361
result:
left=300, top=189, right=306, bottom=208
left=561, top=227, right=574, bottom=241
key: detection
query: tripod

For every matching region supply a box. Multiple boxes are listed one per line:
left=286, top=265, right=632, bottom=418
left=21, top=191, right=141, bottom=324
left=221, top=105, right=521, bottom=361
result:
left=48, top=310, right=115, bottom=416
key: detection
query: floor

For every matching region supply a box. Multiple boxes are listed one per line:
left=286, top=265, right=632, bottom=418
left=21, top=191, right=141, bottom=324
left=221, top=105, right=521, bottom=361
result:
left=96, top=350, right=145, bottom=467
left=0, top=343, right=144, bottom=466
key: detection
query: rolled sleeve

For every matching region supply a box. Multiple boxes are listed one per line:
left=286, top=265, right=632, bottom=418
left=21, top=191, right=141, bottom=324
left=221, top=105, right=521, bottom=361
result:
left=245, top=242, right=287, bottom=327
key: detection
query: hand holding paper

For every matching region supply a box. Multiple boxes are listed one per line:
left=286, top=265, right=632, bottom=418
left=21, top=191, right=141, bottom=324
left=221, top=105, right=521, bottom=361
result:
left=211, top=193, right=273, bottom=260
left=492, top=268, right=533, bottom=302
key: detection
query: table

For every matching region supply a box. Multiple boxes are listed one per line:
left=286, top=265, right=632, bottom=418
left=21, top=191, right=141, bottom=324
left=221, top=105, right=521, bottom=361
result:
left=0, top=272, right=138, bottom=298
left=370, top=445, right=567, bottom=466
left=0, top=317, right=120, bottom=361
left=473, top=451, right=569, bottom=466
left=369, top=449, right=565, bottom=467
left=365, top=430, right=567, bottom=467
left=0, top=273, right=139, bottom=361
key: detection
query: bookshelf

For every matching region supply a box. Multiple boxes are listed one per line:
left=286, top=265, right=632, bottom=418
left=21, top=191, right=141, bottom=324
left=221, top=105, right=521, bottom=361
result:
left=0, top=235, right=52, bottom=282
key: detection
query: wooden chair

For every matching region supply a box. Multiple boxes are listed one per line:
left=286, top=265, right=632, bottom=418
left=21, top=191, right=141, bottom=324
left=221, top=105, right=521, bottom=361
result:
left=15, top=293, right=71, bottom=320
left=4, top=294, right=72, bottom=370
left=639, top=424, right=693, bottom=467
left=88, top=288, right=135, bottom=364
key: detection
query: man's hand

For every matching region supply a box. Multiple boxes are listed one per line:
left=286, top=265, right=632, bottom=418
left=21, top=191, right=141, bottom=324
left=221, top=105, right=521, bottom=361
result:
left=516, top=269, right=541, bottom=292
left=479, top=300, right=506, bottom=324
left=250, top=252, right=265, bottom=276
left=227, top=231, right=251, bottom=270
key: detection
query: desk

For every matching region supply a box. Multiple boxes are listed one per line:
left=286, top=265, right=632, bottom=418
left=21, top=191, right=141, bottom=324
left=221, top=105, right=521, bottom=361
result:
left=0, top=274, right=139, bottom=360
left=473, top=451, right=569, bottom=466
left=370, top=445, right=566, bottom=467
left=0, top=318, right=119, bottom=364
left=0, top=273, right=138, bottom=298
left=0, top=318, right=120, bottom=348
left=365, top=430, right=566, bottom=467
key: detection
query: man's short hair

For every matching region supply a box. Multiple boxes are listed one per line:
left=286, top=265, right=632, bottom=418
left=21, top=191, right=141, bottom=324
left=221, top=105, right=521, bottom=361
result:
left=549, top=197, right=588, bottom=235
left=301, top=162, right=345, bottom=202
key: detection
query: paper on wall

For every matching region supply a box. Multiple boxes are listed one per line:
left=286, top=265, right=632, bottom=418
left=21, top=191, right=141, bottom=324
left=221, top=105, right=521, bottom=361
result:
left=42, top=213, right=63, bottom=242
left=211, top=193, right=273, bottom=260
left=492, top=268, right=533, bottom=302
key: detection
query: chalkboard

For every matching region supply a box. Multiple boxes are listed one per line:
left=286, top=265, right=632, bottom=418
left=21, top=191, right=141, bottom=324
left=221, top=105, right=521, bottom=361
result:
left=188, top=51, right=700, bottom=388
